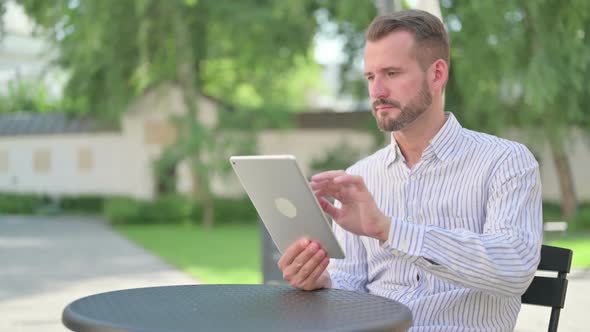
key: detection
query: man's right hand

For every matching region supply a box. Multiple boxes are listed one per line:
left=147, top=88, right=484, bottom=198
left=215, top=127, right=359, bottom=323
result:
left=277, top=238, right=331, bottom=291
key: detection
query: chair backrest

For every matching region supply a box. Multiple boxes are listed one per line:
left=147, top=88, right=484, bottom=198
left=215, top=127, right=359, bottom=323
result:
left=521, top=244, right=573, bottom=332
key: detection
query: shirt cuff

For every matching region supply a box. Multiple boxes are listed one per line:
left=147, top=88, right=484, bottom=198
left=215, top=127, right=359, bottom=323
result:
left=328, top=273, right=343, bottom=289
left=380, top=217, right=426, bottom=257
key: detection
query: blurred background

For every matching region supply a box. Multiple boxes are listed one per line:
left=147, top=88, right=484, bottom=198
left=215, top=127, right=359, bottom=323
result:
left=0, top=0, right=588, bottom=331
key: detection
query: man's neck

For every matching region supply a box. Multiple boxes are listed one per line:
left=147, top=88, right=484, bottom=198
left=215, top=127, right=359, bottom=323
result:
left=393, top=106, right=447, bottom=168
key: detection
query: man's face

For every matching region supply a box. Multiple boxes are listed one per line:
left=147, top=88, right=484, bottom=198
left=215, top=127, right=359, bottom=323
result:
left=364, top=31, right=432, bottom=132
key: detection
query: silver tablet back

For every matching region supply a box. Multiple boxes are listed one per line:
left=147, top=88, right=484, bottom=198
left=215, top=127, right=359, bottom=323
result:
left=230, top=155, right=345, bottom=259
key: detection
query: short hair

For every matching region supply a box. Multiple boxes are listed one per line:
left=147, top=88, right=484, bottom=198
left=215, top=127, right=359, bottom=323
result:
left=366, top=9, right=450, bottom=71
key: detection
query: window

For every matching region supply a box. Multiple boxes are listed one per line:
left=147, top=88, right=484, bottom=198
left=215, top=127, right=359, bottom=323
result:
left=144, top=119, right=177, bottom=145
left=0, top=150, right=8, bottom=172
left=33, top=149, right=51, bottom=173
left=78, top=147, right=93, bottom=171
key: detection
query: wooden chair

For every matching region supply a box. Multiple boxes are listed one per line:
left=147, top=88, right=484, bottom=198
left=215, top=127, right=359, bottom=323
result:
left=522, top=244, right=573, bottom=332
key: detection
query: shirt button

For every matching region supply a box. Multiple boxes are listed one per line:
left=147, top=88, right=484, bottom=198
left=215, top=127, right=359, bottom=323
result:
left=407, top=216, right=413, bottom=222
left=400, top=239, right=409, bottom=251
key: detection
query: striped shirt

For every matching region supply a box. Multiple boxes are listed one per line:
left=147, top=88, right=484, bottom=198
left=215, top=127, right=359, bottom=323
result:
left=328, top=113, right=543, bottom=332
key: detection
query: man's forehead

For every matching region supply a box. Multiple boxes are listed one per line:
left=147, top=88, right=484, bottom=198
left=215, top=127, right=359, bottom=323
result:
left=363, top=30, right=416, bottom=71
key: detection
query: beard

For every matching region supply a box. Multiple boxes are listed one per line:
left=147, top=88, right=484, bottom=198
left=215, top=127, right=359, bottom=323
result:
left=372, top=79, right=433, bottom=132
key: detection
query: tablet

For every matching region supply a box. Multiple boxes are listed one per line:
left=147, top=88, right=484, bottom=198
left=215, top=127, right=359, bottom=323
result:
left=230, top=155, right=345, bottom=259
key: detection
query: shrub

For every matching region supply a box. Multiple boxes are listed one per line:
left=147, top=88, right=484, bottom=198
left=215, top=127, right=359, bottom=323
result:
left=191, top=197, right=259, bottom=224
left=103, top=197, right=144, bottom=224
left=568, top=205, right=590, bottom=231
left=212, top=197, right=259, bottom=224
left=60, top=195, right=104, bottom=214
left=142, top=194, right=193, bottom=224
left=543, top=201, right=562, bottom=222
left=0, top=193, right=47, bottom=214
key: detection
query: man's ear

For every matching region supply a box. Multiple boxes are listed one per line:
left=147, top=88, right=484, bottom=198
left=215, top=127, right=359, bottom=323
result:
left=429, top=59, right=448, bottom=93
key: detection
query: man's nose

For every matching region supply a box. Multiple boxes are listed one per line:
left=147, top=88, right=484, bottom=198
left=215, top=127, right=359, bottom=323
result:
left=369, top=78, right=389, bottom=99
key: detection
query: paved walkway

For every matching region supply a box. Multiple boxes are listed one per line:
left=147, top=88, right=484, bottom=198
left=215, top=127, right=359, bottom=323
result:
left=1, top=215, right=587, bottom=331
left=0, top=215, right=198, bottom=332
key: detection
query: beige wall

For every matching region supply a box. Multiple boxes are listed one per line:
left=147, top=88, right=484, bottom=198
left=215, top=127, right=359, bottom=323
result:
left=203, top=128, right=378, bottom=198
left=257, top=129, right=376, bottom=174
left=0, top=133, right=137, bottom=196
left=0, top=83, right=220, bottom=199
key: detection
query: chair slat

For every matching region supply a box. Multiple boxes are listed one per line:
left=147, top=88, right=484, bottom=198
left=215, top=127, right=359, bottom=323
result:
left=538, top=245, right=573, bottom=273
left=522, top=276, right=568, bottom=308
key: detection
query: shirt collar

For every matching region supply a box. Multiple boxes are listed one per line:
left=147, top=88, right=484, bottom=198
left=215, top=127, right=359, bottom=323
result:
left=428, top=112, right=463, bottom=162
left=384, top=112, right=463, bottom=168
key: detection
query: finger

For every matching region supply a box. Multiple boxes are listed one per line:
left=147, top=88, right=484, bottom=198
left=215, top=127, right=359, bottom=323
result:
left=313, top=187, right=342, bottom=200
left=277, top=238, right=310, bottom=270
left=299, top=257, right=330, bottom=291
left=311, top=170, right=347, bottom=182
left=310, top=178, right=343, bottom=194
left=291, top=248, right=327, bottom=287
left=333, top=174, right=366, bottom=190
left=318, top=197, right=340, bottom=219
left=283, top=241, right=319, bottom=280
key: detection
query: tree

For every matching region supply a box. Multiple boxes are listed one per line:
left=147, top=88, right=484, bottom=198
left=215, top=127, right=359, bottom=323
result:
left=302, top=1, right=590, bottom=219
left=12, top=0, right=324, bottom=227
left=442, top=1, right=590, bottom=219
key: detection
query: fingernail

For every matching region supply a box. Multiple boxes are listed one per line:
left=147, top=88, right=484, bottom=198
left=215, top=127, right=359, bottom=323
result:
left=308, top=243, right=318, bottom=252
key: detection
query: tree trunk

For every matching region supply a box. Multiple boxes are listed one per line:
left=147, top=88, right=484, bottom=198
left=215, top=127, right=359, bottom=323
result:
left=549, top=139, right=577, bottom=219
left=202, top=190, right=214, bottom=229
left=190, top=160, right=214, bottom=228
left=174, top=5, right=214, bottom=228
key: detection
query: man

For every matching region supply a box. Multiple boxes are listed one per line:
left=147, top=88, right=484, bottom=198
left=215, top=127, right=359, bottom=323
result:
left=277, top=9, right=542, bottom=332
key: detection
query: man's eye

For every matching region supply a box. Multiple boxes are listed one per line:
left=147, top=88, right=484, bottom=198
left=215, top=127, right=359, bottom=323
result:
left=366, top=76, right=374, bottom=81
left=387, top=72, right=397, bottom=77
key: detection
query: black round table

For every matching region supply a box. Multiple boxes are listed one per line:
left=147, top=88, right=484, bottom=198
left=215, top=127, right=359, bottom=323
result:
left=62, top=284, right=412, bottom=332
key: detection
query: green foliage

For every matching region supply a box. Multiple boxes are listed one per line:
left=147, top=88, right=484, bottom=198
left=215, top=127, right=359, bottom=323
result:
left=309, top=141, right=363, bottom=174
left=142, top=194, right=194, bottom=223
left=16, top=0, right=324, bottom=120
left=0, top=193, right=47, bottom=214
left=568, top=204, right=590, bottom=231
left=313, top=4, right=377, bottom=98
left=104, top=194, right=257, bottom=225
left=442, top=1, right=590, bottom=134
left=210, top=197, right=259, bottom=224
left=543, top=201, right=563, bottom=222
left=543, top=201, right=590, bottom=231
left=59, top=195, right=104, bottom=213
left=104, top=195, right=192, bottom=225
left=0, top=192, right=104, bottom=214
left=0, top=192, right=255, bottom=225
left=103, top=197, right=145, bottom=224
left=0, top=80, right=66, bottom=113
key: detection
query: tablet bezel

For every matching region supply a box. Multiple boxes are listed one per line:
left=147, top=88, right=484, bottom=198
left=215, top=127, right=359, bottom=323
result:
left=230, top=155, right=345, bottom=259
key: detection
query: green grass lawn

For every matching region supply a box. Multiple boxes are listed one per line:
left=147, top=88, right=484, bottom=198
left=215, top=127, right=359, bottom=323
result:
left=115, top=223, right=262, bottom=284
left=114, top=223, right=590, bottom=285
left=547, top=232, right=590, bottom=269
